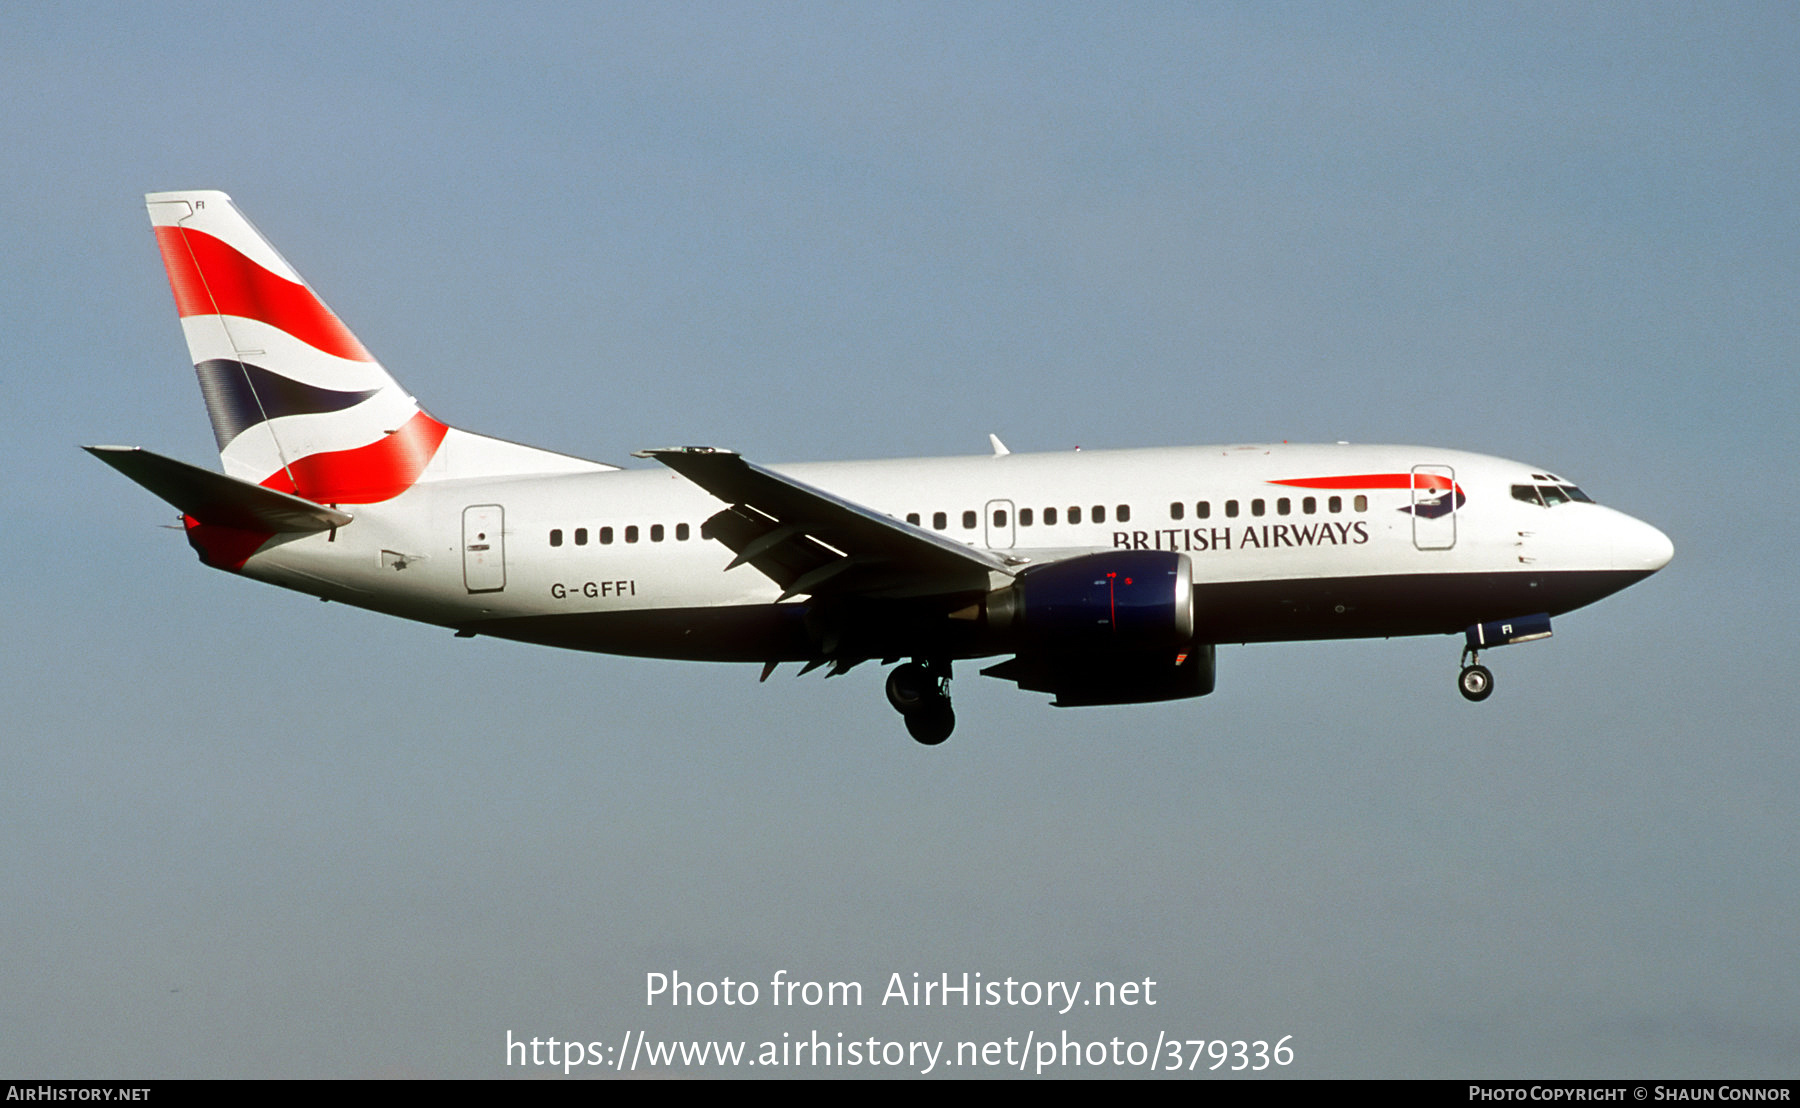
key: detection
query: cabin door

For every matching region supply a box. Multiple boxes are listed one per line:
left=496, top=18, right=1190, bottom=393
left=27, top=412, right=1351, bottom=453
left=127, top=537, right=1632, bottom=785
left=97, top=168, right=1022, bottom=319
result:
left=1410, top=465, right=1457, bottom=551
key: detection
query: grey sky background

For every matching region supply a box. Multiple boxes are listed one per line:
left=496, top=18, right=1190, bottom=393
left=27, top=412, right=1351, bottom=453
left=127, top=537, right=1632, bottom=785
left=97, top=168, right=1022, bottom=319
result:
left=3, top=2, right=1795, bottom=1078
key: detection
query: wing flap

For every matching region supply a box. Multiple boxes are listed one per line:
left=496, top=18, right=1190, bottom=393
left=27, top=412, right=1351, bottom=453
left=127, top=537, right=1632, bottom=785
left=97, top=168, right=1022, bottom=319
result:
left=700, top=504, right=840, bottom=593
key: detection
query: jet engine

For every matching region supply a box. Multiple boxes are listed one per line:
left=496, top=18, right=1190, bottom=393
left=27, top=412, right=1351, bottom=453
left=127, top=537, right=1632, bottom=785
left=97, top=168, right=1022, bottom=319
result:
left=980, top=551, right=1213, bottom=706
left=1008, top=550, right=1194, bottom=649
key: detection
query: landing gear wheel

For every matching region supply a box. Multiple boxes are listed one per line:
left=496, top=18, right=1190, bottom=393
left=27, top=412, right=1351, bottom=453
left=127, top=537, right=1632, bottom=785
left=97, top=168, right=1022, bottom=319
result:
left=904, top=702, right=955, bottom=745
left=885, top=663, right=931, bottom=715
left=887, top=659, right=955, bottom=744
left=1458, top=664, right=1494, bottom=702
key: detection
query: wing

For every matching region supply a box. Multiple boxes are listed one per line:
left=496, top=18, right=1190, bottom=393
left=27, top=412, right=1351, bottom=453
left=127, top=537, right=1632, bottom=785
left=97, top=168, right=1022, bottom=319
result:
left=634, top=447, right=1017, bottom=601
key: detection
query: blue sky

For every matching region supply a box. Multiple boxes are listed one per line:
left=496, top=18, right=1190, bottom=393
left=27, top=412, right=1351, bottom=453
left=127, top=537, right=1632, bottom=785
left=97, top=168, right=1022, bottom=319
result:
left=2, top=2, right=1795, bottom=1077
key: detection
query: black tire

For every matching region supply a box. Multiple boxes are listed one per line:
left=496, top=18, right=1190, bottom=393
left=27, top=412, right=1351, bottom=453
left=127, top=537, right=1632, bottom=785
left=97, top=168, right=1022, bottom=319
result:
left=886, top=662, right=932, bottom=715
left=1458, top=664, right=1494, bottom=702
left=904, top=702, right=955, bottom=745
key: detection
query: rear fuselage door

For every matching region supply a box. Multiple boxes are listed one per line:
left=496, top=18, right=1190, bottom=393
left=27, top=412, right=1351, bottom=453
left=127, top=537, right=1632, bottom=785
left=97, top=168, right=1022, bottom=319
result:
left=1411, top=465, right=1457, bottom=551
left=463, top=504, right=506, bottom=592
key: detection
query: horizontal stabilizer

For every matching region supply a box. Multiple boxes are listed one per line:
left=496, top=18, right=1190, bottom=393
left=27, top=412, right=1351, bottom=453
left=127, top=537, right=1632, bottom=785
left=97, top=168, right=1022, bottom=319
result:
left=85, top=445, right=353, bottom=532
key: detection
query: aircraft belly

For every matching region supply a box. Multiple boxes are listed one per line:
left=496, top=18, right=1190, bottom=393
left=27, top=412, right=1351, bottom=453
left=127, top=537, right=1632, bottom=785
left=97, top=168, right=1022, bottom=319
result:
left=453, top=567, right=1655, bottom=663
left=465, top=605, right=817, bottom=662
left=1192, top=568, right=1657, bottom=643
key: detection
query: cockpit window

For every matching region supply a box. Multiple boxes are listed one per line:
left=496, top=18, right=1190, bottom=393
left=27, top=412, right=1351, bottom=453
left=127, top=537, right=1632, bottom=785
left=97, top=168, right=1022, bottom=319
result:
left=1513, top=482, right=1593, bottom=507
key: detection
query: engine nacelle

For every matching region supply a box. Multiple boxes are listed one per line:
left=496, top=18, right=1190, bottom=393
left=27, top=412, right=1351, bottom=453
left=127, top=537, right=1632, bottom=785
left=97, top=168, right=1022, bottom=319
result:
left=1009, top=550, right=1194, bottom=651
left=975, top=551, right=1207, bottom=706
left=981, top=643, right=1216, bottom=707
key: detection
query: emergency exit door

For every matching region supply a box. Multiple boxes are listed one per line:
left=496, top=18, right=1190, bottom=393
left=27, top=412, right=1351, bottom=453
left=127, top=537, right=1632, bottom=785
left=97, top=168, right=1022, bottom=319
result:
left=984, top=499, right=1016, bottom=549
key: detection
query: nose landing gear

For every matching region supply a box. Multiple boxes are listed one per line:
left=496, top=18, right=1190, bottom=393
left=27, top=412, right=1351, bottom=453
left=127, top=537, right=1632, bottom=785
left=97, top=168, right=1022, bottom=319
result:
left=886, top=659, right=954, bottom=745
left=1456, top=613, right=1554, bottom=703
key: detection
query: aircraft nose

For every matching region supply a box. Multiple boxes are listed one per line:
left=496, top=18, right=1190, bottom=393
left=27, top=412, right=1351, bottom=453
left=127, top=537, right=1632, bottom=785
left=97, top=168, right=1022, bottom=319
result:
left=1615, top=514, right=1674, bottom=574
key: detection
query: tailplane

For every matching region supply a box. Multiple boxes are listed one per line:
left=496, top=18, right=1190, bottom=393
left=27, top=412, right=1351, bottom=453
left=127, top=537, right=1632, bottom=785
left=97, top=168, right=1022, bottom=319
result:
left=144, top=190, right=609, bottom=505
left=85, top=445, right=352, bottom=533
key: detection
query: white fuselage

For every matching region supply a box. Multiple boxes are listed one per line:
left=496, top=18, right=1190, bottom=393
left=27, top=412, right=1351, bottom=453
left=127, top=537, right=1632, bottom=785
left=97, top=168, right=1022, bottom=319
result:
left=234, top=441, right=1672, bottom=662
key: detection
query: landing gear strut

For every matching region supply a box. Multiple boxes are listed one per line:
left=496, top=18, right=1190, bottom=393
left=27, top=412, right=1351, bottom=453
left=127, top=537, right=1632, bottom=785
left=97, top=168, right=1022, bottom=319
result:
left=1458, top=647, right=1494, bottom=702
left=1456, top=613, right=1556, bottom=702
left=886, top=659, right=954, bottom=745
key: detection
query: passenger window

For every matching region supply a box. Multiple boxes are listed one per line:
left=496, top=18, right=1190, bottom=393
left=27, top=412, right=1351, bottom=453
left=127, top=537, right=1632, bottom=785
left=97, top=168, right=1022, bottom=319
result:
left=1328, top=496, right=1342, bottom=514
left=575, top=527, right=589, bottom=546
left=1092, top=505, right=1106, bottom=524
left=1169, top=502, right=1184, bottom=521
left=1068, top=506, right=1082, bottom=525
left=1354, top=495, right=1368, bottom=512
left=651, top=524, right=664, bottom=542
left=600, top=526, right=614, bottom=544
left=1020, top=508, right=1034, bottom=526
left=1276, top=498, right=1290, bottom=516
left=1303, top=496, right=1316, bottom=514
left=1251, top=499, right=1265, bottom=517
left=933, top=511, right=947, bottom=530
left=1197, top=501, right=1210, bottom=520
left=992, top=509, right=1007, bottom=528
left=962, top=510, right=977, bottom=529
left=625, top=525, right=639, bottom=543
left=1044, top=507, right=1058, bottom=525
left=906, top=512, right=921, bottom=525
left=1117, top=504, right=1130, bottom=523
left=550, top=529, right=564, bottom=548
left=1225, top=500, right=1239, bottom=518
left=676, top=523, right=690, bottom=541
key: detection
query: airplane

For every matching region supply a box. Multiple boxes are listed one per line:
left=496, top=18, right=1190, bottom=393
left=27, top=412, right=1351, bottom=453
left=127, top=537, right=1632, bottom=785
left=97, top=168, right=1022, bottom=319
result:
left=90, top=190, right=1674, bottom=745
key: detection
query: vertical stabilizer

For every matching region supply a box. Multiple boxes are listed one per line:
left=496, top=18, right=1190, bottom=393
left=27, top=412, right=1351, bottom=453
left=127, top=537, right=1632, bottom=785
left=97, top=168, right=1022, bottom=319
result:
left=145, top=190, right=611, bottom=505
left=146, top=190, right=445, bottom=502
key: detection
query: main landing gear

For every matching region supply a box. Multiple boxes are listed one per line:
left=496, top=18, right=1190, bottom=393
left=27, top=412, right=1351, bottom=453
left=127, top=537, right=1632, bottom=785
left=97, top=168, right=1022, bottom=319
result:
left=886, top=659, right=954, bottom=745
left=1458, top=647, right=1494, bottom=703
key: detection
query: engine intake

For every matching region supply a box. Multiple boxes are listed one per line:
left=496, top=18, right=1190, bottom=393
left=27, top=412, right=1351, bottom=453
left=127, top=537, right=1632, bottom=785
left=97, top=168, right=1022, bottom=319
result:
left=1011, top=550, right=1194, bottom=650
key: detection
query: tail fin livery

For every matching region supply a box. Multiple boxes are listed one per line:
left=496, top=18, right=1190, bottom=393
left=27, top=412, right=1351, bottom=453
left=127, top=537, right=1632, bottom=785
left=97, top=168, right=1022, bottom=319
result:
left=146, top=190, right=444, bottom=501
left=144, top=190, right=609, bottom=504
